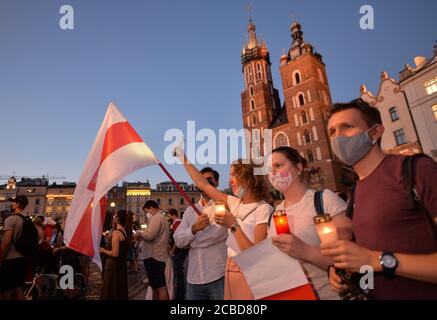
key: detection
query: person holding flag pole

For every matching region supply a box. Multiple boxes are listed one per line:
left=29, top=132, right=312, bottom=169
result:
left=63, top=102, right=204, bottom=279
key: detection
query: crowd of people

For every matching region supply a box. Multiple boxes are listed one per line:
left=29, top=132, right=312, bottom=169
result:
left=0, top=196, right=91, bottom=300
left=1, top=99, right=437, bottom=300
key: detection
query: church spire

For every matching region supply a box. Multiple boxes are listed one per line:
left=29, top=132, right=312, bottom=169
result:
left=247, top=19, right=259, bottom=49
left=287, top=20, right=317, bottom=61
left=241, top=15, right=270, bottom=65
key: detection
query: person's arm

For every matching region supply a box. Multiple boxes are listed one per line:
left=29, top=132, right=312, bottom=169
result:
left=234, top=223, right=268, bottom=251
left=1, top=230, right=12, bottom=260
left=320, top=240, right=437, bottom=284
left=332, top=212, right=353, bottom=241
left=272, top=233, right=335, bottom=270
left=141, top=215, right=161, bottom=241
left=99, top=231, right=121, bottom=258
left=177, top=152, right=228, bottom=203
left=215, top=208, right=268, bottom=251
left=173, top=207, right=209, bottom=248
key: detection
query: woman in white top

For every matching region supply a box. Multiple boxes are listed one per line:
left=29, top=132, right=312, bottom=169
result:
left=178, top=152, right=273, bottom=300
left=268, top=146, right=353, bottom=300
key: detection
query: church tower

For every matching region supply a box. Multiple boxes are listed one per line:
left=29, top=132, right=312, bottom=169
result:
left=240, top=18, right=281, bottom=159
left=276, top=21, right=343, bottom=191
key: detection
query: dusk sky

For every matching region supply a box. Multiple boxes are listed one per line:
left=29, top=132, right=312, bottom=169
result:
left=1, top=0, right=436, bottom=190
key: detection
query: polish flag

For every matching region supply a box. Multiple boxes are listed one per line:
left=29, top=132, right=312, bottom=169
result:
left=64, top=103, right=159, bottom=269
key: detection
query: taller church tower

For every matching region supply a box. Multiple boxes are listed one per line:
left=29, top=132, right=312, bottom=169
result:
left=240, top=19, right=281, bottom=159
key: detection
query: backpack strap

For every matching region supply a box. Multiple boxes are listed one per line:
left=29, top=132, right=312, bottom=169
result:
left=314, top=190, right=325, bottom=216
left=268, top=210, right=274, bottom=227
left=402, top=154, right=437, bottom=240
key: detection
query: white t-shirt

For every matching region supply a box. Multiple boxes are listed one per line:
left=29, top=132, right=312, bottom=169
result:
left=268, top=189, right=347, bottom=300
left=227, top=195, right=273, bottom=257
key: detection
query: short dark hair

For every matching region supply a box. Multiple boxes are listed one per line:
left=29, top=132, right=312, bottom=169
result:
left=329, top=98, right=382, bottom=128
left=143, top=200, right=159, bottom=210
left=168, top=208, right=178, bottom=218
left=200, top=167, right=219, bottom=182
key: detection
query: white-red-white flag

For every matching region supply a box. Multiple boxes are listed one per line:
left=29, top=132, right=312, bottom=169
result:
left=64, top=102, right=159, bottom=269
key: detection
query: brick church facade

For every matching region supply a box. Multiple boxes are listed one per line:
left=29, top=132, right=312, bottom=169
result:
left=240, top=19, right=346, bottom=191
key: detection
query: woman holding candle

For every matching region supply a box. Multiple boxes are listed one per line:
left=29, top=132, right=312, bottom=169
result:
left=268, top=146, right=353, bottom=300
left=175, top=149, right=273, bottom=300
left=99, top=210, right=131, bottom=300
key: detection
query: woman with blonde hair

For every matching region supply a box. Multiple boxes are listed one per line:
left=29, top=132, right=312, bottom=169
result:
left=177, top=151, right=273, bottom=300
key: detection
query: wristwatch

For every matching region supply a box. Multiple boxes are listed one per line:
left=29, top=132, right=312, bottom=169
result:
left=230, top=222, right=239, bottom=233
left=379, top=251, right=398, bottom=279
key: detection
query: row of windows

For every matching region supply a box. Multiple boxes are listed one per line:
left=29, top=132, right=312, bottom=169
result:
left=154, top=197, right=195, bottom=206
left=246, top=63, right=264, bottom=84
left=274, top=132, right=322, bottom=162
left=48, top=199, right=71, bottom=206
left=387, top=104, right=437, bottom=125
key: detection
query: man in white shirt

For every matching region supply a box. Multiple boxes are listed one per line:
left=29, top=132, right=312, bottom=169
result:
left=174, top=167, right=228, bottom=300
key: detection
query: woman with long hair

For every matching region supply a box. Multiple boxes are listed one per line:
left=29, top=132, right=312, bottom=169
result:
left=268, top=146, right=353, bottom=299
left=100, top=210, right=132, bottom=300
left=177, top=151, right=273, bottom=300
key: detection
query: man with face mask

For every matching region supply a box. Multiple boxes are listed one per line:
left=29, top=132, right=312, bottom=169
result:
left=173, top=167, right=228, bottom=300
left=321, top=99, right=437, bottom=300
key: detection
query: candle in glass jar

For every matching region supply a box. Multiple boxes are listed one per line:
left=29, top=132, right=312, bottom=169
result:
left=314, top=214, right=338, bottom=244
left=273, top=210, right=291, bottom=234
left=215, top=201, right=226, bottom=218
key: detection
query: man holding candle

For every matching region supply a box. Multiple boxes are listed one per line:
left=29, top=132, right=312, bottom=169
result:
left=173, top=167, right=228, bottom=300
left=322, top=99, right=437, bottom=299
left=136, top=200, right=170, bottom=300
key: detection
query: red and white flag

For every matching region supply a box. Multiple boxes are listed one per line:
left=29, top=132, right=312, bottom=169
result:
left=64, top=103, right=159, bottom=269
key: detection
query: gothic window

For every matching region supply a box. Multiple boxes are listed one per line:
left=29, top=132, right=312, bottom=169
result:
left=303, top=130, right=311, bottom=144
left=250, top=99, right=255, bottom=110
left=298, top=94, right=305, bottom=106
left=301, top=111, right=308, bottom=124
left=250, top=86, right=254, bottom=96
left=307, top=150, right=314, bottom=163
left=295, top=72, right=301, bottom=84
left=252, top=114, right=257, bottom=126
left=274, top=133, right=289, bottom=148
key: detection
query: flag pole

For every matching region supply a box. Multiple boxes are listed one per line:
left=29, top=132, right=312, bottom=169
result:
left=158, top=162, right=203, bottom=216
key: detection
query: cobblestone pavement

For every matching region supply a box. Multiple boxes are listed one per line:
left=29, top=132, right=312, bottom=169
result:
left=81, top=262, right=148, bottom=300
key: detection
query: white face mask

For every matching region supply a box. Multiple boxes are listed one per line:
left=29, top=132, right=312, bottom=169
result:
left=268, top=171, right=293, bottom=193
left=235, top=185, right=246, bottom=198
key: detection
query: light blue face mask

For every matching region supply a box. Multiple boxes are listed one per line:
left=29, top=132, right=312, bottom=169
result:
left=330, top=126, right=378, bottom=166
left=234, top=185, right=246, bottom=199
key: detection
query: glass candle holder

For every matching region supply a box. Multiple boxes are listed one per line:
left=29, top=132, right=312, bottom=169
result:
left=273, top=210, right=291, bottom=234
left=215, top=201, right=226, bottom=218
left=313, top=214, right=338, bottom=244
